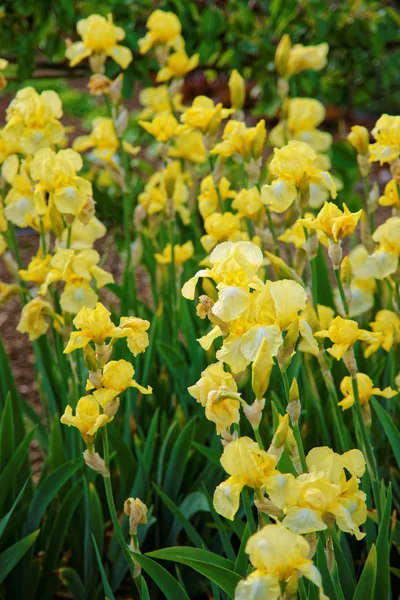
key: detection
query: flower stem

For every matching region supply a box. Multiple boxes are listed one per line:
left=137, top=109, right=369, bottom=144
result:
left=334, top=268, right=349, bottom=316
left=265, top=207, right=281, bottom=257
left=102, top=427, right=137, bottom=579
left=253, top=427, right=264, bottom=450
left=242, top=487, right=257, bottom=534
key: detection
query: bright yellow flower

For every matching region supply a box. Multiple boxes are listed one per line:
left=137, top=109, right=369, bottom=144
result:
left=197, top=175, right=236, bottom=219
left=229, top=70, right=245, bottom=110
left=66, top=13, right=132, bottom=69
left=339, top=373, right=397, bottom=410
left=315, top=315, right=380, bottom=360
left=188, top=362, right=240, bottom=433
left=213, top=436, right=277, bottom=519
left=19, top=251, right=52, bottom=285
left=138, top=161, right=191, bottom=224
left=30, top=148, right=92, bottom=217
left=201, top=212, right=242, bottom=253
left=154, top=240, right=194, bottom=267
left=89, top=359, right=152, bottom=406
left=379, top=179, right=400, bottom=209
left=168, top=131, right=207, bottom=164
left=269, top=98, right=332, bottom=153
left=298, top=201, right=362, bottom=242
left=297, top=303, right=334, bottom=355
left=369, top=114, right=400, bottom=164
left=278, top=215, right=328, bottom=249
left=139, top=113, right=180, bottom=142
left=73, top=117, right=119, bottom=163
left=157, top=50, right=199, bottom=82
left=61, top=216, right=106, bottom=250
left=64, top=302, right=128, bottom=353
left=3, top=87, right=64, bottom=155
left=265, top=446, right=367, bottom=539
left=0, top=281, right=22, bottom=305
left=364, top=309, right=400, bottom=357
left=211, top=119, right=266, bottom=160
left=17, top=297, right=55, bottom=341
left=182, top=241, right=263, bottom=320
left=287, top=42, right=328, bottom=75
left=138, top=10, right=182, bottom=54
left=180, top=96, right=233, bottom=134
left=119, top=316, right=150, bottom=356
left=61, top=396, right=109, bottom=444
left=138, top=85, right=183, bottom=119
left=236, top=523, right=327, bottom=600
left=348, top=125, right=369, bottom=155
left=262, top=142, right=336, bottom=213
left=232, top=187, right=263, bottom=220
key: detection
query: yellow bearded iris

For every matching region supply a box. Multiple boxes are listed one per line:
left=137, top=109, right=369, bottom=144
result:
left=315, top=315, right=380, bottom=360
left=61, top=396, right=110, bottom=444
left=339, top=373, right=397, bottom=410
left=138, top=10, right=182, bottom=55
left=154, top=241, right=194, bottom=268
left=369, top=114, right=400, bottom=164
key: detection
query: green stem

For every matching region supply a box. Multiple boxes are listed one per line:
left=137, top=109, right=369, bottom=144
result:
left=265, top=207, right=281, bottom=257
left=334, top=268, right=349, bottom=316
left=280, top=369, right=307, bottom=473
left=350, top=375, right=379, bottom=483
left=101, top=428, right=137, bottom=579
left=317, top=350, right=348, bottom=453
left=168, top=215, right=178, bottom=344
left=362, top=176, right=374, bottom=232
left=242, top=487, right=257, bottom=534
left=253, top=428, right=264, bottom=450
left=66, top=224, right=72, bottom=249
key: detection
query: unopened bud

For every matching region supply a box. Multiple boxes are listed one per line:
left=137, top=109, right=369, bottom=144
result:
left=130, top=238, right=142, bottom=268
left=229, top=69, right=245, bottom=110
left=220, top=429, right=238, bottom=447
left=115, top=108, right=128, bottom=137
left=342, top=348, right=357, bottom=377
left=286, top=378, right=300, bottom=426
left=304, top=232, right=319, bottom=260
left=368, top=182, right=380, bottom=214
left=124, top=497, right=148, bottom=535
left=109, top=74, right=124, bottom=105
left=286, top=428, right=302, bottom=473
left=252, top=337, right=273, bottom=400
left=348, top=125, right=369, bottom=155
left=83, top=450, right=109, bottom=476
left=357, top=154, right=371, bottom=177
left=328, top=240, right=343, bottom=269
left=265, top=251, right=305, bottom=286
left=104, top=397, right=120, bottom=419
left=340, top=256, right=352, bottom=286
left=243, top=398, right=265, bottom=430
left=269, top=414, right=289, bottom=451
left=277, top=320, right=300, bottom=372
left=96, top=343, right=113, bottom=368
left=84, top=345, right=98, bottom=372
left=275, top=35, right=291, bottom=79
left=306, top=532, right=318, bottom=559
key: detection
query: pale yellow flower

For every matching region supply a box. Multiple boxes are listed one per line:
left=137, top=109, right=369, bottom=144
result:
left=364, top=309, right=400, bottom=357
left=89, top=359, right=152, bottom=406
left=369, top=114, right=400, bottom=164
left=232, top=187, right=263, bottom=220
left=66, top=13, right=132, bottom=69
left=74, top=117, right=119, bottom=163
left=139, top=113, right=180, bottom=142
left=339, top=373, right=397, bottom=410
left=348, top=125, right=369, bottom=155
left=197, top=175, right=236, bottom=219
left=17, top=297, right=55, bottom=341
left=315, top=315, right=380, bottom=360
left=61, top=396, right=110, bottom=443
left=201, top=212, right=242, bottom=253
left=211, top=119, right=266, bottom=160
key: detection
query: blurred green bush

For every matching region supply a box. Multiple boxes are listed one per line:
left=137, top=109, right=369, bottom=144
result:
left=1, top=0, right=400, bottom=113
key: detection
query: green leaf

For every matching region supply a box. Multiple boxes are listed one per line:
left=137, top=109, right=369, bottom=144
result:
left=353, top=544, right=376, bottom=600
left=92, top=535, right=116, bottom=600
left=153, top=485, right=206, bottom=548
left=0, top=428, right=35, bottom=513
left=192, top=442, right=221, bottom=468
left=201, top=486, right=236, bottom=562
left=371, top=399, right=400, bottom=469
left=130, top=550, right=190, bottom=600
left=48, top=414, right=66, bottom=471
left=375, top=484, right=392, bottom=600
left=0, top=478, right=29, bottom=540
left=163, top=417, right=196, bottom=501
left=0, top=394, right=14, bottom=471
left=147, top=548, right=240, bottom=598
left=25, top=458, right=81, bottom=533
left=234, top=522, right=251, bottom=576
left=58, top=568, right=85, bottom=599
left=0, top=530, right=40, bottom=584
left=89, top=482, right=104, bottom=555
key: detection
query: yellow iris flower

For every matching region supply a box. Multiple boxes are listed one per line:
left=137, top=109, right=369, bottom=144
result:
left=61, top=396, right=110, bottom=444
left=369, top=114, right=400, bottom=164
left=276, top=34, right=328, bottom=78
left=168, top=131, right=207, bottom=164
left=213, top=436, right=278, bottom=519
left=66, top=13, right=132, bottom=70
left=265, top=446, right=367, bottom=540
left=269, top=97, right=332, bottom=153
left=188, top=362, right=241, bottom=433
left=30, top=148, right=92, bottom=218
left=315, top=315, right=380, bottom=360
left=74, top=117, right=119, bottom=164
left=87, top=359, right=152, bottom=406
left=156, top=50, right=199, bottom=82
left=154, top=241, right=194, bottom=268
left=64, top=302, right=150, bottom=355
left=339, top=373, right=397, bottom=410
left=139, top=113, right=180, bottom=143
left=228, top=70, right=245, bottom=110
left=348, top=125, right=369, bottom=155
left=201, top=212, right=243, bottom=253
left=211, top=119, right=266, bottom=161
left=364, top=309, right=400, bottom=357
left=197, top=175, right=236, bottom=219
left=299, top=201, right=362, bottom=242
left=138, top=85, right=183, bottom=119
left=236, top=523, right=327, bottom=600
left=180, top=96, right=233, bottom=134
left=138, top=10, right=182, bottom=55
left=262, top=142, right=336, bottom=213
left=2, top=87, right=64, bottom=155
left=232, top=187, right=263, bottom=220
left=379, top=179, right=400, bottom=209
left=17, top=297, right=56, bottom=341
